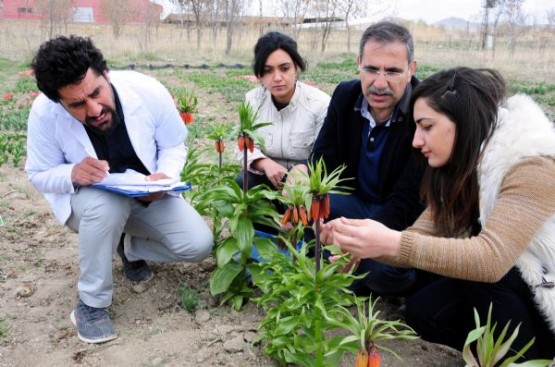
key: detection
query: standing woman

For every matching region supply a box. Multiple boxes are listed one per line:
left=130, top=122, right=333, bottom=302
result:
left=323, top=67, right=555, bottom=359
left=235, top=31, right=331, bottom=190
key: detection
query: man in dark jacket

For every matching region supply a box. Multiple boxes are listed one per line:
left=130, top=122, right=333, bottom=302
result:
left=311, top=21, right=425, bottom=295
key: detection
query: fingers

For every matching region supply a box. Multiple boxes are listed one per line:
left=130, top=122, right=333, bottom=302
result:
left=83, top=156, right=109, bottom=172
left=72, top=157, right=109, bottom=185
left=146, top=172, right=170, bottom=181
left=268, top=171, right=287, bottom=189
left=339, top=217, right=368, bottom=226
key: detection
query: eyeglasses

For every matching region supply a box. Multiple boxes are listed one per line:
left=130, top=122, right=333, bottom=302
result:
left=360, top=67, right=406, bottom=81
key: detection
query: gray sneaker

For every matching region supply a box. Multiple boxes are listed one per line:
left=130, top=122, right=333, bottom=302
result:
left=70, top=299, right=117, bottom=344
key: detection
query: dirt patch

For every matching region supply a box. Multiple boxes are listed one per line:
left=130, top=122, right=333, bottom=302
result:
left=0, top=164, right=463, bottom=367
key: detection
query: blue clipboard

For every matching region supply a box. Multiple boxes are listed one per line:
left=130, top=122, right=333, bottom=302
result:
left=91, top=182, right=192, bottom=197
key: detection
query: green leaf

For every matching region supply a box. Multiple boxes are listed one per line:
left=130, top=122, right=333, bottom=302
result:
left=253, top=236, right=278, bottom=260
left=209, top=261, right=243, bottom=296
left=235, top=216, right=254, bottom=253
left=215, top=237, right=239, bottom=266
left=247, top=263, right=266, bottom=290
left=231, top=295, right=244, bottom=311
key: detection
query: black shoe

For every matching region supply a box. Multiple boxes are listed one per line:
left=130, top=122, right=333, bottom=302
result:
left=116, top=234, right=153, bottom=283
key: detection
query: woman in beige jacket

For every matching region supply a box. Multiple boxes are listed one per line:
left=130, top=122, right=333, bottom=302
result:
left=322, top=67, right=555, bottom=359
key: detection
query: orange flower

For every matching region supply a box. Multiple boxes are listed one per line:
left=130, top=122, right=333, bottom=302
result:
left=368, top=346, right=381, bottom=367
left=214, top=139, right=225, bottom=153
left=355, top=350, right=368, bottom=367
left=237, top=135, right=246, bottom=152
left=180, top=112, right=194, bottom=124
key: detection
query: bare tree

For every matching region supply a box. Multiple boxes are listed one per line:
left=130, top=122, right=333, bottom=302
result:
left=35, top=0, right=74, bottom=38
left=544, top=8, right=555, bottom=52
left=279, top=0, right=311, bottom=39
left=143, top=0, right=161, bottom=48
left=503, top=0, right=526, bottom=55
left=312, top=0, right=339, bottom=52
left=548, top=8, right=555, bottom=27
left=208, top=0, right=222, bottom=43
left=481, top=0, right=498, bottom=50
left=224, top=0, right=245, bottom=55
left=101, top=0, right=136, bottom=39
left=173, top=0, right=211, bottom=50
left=336, top=0, right=366, bottom=52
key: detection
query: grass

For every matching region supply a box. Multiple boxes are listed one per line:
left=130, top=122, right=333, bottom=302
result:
left=0, top=316, right=10, bottom=338
left=180, top=284, right=200, bottom=313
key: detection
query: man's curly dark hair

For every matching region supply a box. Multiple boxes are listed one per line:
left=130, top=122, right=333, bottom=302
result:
left=31, top=35, right=108, bottom=102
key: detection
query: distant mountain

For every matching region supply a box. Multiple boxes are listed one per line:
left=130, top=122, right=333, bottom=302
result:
left=434, top=17, right=481, bottom=31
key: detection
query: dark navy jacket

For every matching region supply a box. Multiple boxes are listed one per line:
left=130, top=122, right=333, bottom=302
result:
left=311, top=77, right=425, bottom=230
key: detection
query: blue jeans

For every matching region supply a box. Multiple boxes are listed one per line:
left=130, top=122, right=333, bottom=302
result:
left=313, top=193, right=418, bottom=296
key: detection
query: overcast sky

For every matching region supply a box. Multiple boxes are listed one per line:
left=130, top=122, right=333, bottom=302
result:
left=155, top=0, right=554, bottom=24
left=393, top=0, right=553, bottom=24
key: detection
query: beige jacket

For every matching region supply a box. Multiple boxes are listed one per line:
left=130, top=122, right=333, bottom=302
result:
left=235, top=81, right=330, bottom=172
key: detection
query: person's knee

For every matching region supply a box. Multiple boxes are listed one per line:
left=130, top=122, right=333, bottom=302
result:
left=82, top=192, right=129, bottom=222
left=175, top=229, right=214, bottom=262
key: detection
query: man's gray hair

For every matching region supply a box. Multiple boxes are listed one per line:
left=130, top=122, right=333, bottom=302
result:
left=359, top=21, right=414, bottom=63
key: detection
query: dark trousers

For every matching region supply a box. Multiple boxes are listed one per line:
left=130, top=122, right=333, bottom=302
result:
left=405, top=267, right=555, bottom=360
left=307, top=192, right=417, bottom=295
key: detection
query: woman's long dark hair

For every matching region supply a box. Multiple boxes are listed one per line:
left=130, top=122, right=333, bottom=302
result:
left=409, top=67, right=506, bottom=237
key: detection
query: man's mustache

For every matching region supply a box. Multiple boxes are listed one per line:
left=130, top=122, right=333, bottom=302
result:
left=85, top=107, right=111, bottom=125
left=368, top=86, right=394, bottom=96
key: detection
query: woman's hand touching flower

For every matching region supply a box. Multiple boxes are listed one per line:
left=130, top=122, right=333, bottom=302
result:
left=324, top=217, right=402, bottom=259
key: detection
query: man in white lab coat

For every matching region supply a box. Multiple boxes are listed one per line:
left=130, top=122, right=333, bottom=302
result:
left=25, top=35, right=213, bottom=344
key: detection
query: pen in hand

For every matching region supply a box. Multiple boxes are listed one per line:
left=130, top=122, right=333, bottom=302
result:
left=72, top=146, right=110, bottom=185
left=84, top=147, right=109, bottom=172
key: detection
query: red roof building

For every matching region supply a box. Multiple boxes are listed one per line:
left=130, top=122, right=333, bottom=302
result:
left=0, top=0, right=162, bottom=23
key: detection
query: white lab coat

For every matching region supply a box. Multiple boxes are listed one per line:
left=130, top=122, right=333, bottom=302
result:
left=25, top=71, right=188, bottom=224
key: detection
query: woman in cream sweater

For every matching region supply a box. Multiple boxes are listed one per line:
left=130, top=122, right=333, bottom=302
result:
left=235, top=31, right=330, bottom=190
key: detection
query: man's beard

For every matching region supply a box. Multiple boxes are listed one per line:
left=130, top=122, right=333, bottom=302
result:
left=84, top=107, right=120, bottom=135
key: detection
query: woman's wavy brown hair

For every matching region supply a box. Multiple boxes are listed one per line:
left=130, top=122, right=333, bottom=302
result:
left=409, top=67, right=506, bottom=237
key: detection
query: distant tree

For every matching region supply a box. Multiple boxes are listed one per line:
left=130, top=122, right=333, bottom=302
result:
left=35, top=0, right=74, bottom=38
left=172, top=0, right=211, bottom=50
left=548, top=8, right=555, bottom=27
left=504, top=0, right=526, bottom=55
left=224, top=0, right=245, bottom=55
left=279, top=0, right=312, bottom=39
left=337, top=0, right=366, bottom=52
left=481, top=0, right=526, bottom=55
left=481, top=0, right=497, bottom=50
left=142, top=0, right=161, bottom=47
left=101, top=0, right=137, bottom=39
left=312, top=0, right=339, bottom=52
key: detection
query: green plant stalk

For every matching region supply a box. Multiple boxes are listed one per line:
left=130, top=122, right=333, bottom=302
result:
left=242, top=133, right=248, bottom=193
left=315, top=302, right=324, bottom=367
left=314, top=215, right=322, bottom=273
left=218, top=150, right=223, bottom=170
